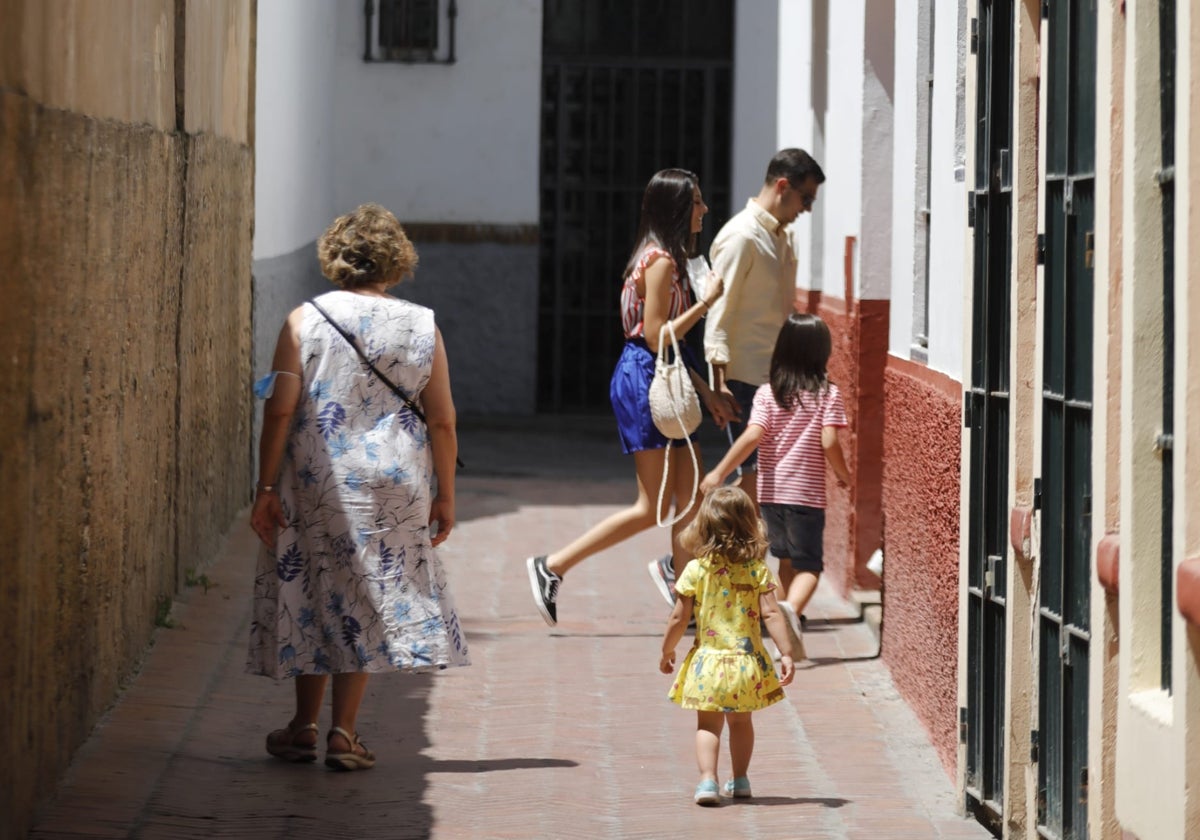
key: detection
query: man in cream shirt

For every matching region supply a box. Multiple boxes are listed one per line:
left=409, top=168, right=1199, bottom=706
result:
left=705, top=148, right=825, bottom=505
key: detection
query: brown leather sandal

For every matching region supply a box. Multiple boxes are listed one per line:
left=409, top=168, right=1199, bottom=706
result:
left=266, top=721, right=319, bottom=762
left=324, top=726, right=376, bottom=771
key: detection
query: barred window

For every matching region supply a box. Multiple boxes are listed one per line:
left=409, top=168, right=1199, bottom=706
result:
left=365, top=0, right=457, bottom=64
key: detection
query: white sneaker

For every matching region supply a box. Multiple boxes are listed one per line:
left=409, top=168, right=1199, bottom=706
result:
left=646, top=555, right=676, bottom=607
left=778, top=601, right=806, bottom=660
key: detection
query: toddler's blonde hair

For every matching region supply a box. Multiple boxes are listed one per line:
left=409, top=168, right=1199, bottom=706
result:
left=680, top=486, right=768, bottom=565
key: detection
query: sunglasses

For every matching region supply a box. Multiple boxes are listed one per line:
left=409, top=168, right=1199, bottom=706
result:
left=787, top=181, right=817, bottom=208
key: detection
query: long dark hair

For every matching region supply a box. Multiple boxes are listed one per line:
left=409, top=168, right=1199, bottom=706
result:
left=623, top=168, right=699, bottom=281
left=769, top=313, right=832, bottom=408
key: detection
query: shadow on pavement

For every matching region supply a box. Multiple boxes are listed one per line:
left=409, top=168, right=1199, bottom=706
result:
left=804, top=616, right=868, bottom=628
left=735, top=796, right=850, bottom=808
left=801, top=653, right=882, bottom=668
left=431, top=757, right=579, bottom=773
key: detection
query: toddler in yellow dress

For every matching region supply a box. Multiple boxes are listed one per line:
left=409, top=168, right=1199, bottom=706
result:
left=659, top=486, right=797, bottom=805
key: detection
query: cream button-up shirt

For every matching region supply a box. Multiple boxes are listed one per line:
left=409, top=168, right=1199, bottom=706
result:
left=704, top=198, right=798, bottom=386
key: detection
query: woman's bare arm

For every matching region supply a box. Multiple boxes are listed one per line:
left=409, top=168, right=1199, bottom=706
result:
left=420, top=328, right=457, bottom=546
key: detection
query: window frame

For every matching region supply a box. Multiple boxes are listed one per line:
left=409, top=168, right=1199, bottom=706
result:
left=363, top=0, right=458, bottom=65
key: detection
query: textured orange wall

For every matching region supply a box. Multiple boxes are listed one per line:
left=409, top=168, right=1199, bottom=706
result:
left=880, top=357, right=962, bottom=776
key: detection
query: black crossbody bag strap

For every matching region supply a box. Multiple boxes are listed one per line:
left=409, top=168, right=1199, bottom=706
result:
left=309, top=298, right=463, bottom=469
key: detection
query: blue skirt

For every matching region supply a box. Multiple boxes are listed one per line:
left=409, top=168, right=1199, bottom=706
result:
left=610, top=338, right=700, bottom=454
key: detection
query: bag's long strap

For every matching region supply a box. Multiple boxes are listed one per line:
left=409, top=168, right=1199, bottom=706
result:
left=654, top=321, right=699, bottom=527
left=309, top=298, right=464, bottom=469
left=656, top=320, right=683, bottom=366
left=655, top=435, right=699, bottom=528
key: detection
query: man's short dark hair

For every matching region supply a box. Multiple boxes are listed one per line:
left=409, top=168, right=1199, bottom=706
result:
left=765, top=148, right=825, bottom=187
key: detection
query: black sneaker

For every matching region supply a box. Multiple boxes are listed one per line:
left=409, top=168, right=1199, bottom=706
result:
left=526, top=555, right=561, bottom=626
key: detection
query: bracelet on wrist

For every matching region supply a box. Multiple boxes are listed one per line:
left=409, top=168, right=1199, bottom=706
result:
left=256, top=482, right=277, bottom=494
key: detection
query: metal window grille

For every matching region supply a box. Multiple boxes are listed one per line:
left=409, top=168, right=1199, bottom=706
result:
left=963, top=2, right=1013, bottom=835
left=364, top=0, right=457, bottom=64
left=1038, top=1, right=1096, bottom=836
left=1157, top=0, right=1176, bottom=695
left=537, top=0, right=734, bottom=412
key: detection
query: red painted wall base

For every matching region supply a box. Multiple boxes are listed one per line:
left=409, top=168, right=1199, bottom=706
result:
left=795, top=288, right=887, bottom=598
left=880, top=354, right=963, bottom=776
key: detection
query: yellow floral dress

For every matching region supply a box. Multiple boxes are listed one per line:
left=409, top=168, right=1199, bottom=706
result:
left=667, top=554, right=786, bottom=712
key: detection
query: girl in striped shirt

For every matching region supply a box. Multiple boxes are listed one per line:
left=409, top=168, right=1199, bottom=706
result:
left=700, top=314, right=851, bottom=652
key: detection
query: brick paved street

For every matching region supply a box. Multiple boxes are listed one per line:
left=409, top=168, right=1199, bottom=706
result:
left=30, top=419, right=993, bottom=840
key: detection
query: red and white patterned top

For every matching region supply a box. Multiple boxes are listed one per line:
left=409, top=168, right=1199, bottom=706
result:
left=748, top=381, right=848, bottom=507
left=620, top=246, right=693, bottom=339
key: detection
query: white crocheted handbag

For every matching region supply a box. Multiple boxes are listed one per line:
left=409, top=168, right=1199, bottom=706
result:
left=649, top=322, right=701, bottom=439
left=648, top=322, right=701, bottom=527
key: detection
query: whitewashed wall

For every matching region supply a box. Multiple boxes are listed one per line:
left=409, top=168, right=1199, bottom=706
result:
left=253, top=0, right=339, bottom=260
left=778, top=0, right=819, bottom=289
left=889, top=0, right=921, bottom=358
left=885, top=0, right=966, bottom=379
left=817, top=1, right=865, bottom=300
left=732, top=0, right=780, bottom=204
left=860, top=0, right=894, bottom=301
left=254, top=0, right=543, bottom=415
left=924, top=0, right=967, bottom=378
left=252, top=0, right=343, bottom=456
left=330, top=0, right=541, bottom=224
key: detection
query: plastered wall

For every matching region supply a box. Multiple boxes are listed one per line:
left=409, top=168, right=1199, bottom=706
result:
left=0, top=4, right=254, bottom=837
left=881, top=358, right=963, bottom=775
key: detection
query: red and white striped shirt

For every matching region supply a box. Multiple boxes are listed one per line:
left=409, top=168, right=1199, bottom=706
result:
left=620, top=246, right=692, bottom=339
left=748, top=382, right=848, bottom=507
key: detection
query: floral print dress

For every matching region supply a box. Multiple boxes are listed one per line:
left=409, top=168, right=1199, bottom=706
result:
left=247, top=291, right=469, bottom=678
left=667, top=555, right=785, bottom=712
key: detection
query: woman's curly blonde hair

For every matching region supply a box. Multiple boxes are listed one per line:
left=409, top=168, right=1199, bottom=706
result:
left=679, top=486, right=769, bottom=565
left=317, top=203, right=418, bottom=289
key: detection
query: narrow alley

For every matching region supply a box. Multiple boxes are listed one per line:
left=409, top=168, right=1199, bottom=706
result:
left=30, top=420, right=991, bottom=840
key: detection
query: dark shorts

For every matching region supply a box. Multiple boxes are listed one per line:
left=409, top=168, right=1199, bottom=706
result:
left=610, top=338, right=697, bottom=455
left=761, top=503, right=825, bottom=573
left=726, top=379, right=761, bottom=469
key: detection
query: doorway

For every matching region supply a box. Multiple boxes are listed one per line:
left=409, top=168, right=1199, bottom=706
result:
left=537, top=0, right=734, bottom=410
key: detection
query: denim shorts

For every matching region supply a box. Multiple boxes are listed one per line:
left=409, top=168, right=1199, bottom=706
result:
left=761, top=503, right=825, bottom=573
left=725, top=379, right=761, bottom=469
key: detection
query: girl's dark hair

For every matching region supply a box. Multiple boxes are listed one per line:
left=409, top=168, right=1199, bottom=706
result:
left=769, top=313, right=832, bottom=408
left=680, top=486, right=769, bottom=566
left=624, top=168, right=699, bottom=281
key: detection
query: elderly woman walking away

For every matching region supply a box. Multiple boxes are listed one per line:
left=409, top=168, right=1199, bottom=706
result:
left=247, top=203, right=469, bottom=771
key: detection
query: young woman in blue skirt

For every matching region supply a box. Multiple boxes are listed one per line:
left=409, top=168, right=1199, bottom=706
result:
left=526, top=169, right=737, bottom=626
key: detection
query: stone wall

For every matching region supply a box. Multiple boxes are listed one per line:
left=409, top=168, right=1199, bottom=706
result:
left=0, top=4, right=254, bottom=836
